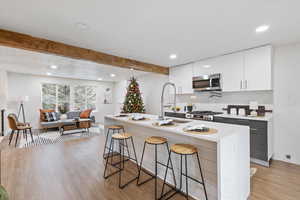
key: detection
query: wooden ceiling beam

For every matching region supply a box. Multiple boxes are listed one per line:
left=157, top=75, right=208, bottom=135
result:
left=0, top=29, right=169, bottom=75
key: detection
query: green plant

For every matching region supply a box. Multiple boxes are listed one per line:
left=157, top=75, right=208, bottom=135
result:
left=0, top=185, right=8, bottom=200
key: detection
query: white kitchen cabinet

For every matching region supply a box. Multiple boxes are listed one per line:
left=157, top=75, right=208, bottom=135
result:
left=192, top=59, right=216, bottom=76
left=192, top=53, right=244, bottom=92
left=170, top=45, right=272, bottom=93
left=169, top=63, right=193, bottom=94
left=243, top=45, right=272, bottom=91
left=192, top=45, right=272, bottom=92
left=217, top=53, right=244, bottom=92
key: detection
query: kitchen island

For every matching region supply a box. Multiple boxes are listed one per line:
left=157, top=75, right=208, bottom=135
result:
left=104, top=114, right=250, bottom=200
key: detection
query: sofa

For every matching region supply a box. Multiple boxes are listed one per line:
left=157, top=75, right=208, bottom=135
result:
left=39, top=109, right=95, bottom=131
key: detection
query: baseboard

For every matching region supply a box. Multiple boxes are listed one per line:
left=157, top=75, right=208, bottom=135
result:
left=251, top=158, right=270, bottom=167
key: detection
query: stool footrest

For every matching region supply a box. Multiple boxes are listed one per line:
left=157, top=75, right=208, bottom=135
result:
left=157, top=161, right=174, bottom=169
left=120, top=176, right=138, bottom=189
left=159, top=187, right=179, bottom=200
left=137, top=175, right=155, bottom=186
left=110, top=158, right=130, bottom=167
left=104, top=168, right=122, bottom=179
left=181, top=173, right=204, bottom=185
left=160, top=188, right=190, bottom=200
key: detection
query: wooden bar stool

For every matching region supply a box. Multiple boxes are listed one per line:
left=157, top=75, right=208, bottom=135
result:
left=137, top=136, right=177, bottom=200
left=103, top=125, right=125, bottom=159
left=103, top=132, right=139, bottom=189
left=160, top=144, right=208, bottom=200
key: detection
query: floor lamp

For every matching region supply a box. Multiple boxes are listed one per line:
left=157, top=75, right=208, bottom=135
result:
left=17, top=96, right=29, bottom=123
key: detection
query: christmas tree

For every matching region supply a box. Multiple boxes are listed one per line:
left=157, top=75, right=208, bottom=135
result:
left=122, top=77, right=145, bottom=113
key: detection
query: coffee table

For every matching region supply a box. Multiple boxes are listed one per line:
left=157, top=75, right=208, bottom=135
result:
left=58, top=119, right=91, bottom=135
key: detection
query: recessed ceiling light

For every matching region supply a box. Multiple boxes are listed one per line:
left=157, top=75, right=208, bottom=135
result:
left=75, top=22, right=89, bottom=30
left=203, top=65, right=211, bottom=68
left=110, top=73, right=116, bottom=77
left=50, top=65, right=58, bottom=69
left=97, top=78, right=103, bottom=81
left=46, top=72, right=52, bottom=76
left=169, top=54, right=177, bottom=60
left=255, top=25, right=270, bottom=33
left=130, top=68, right=134, bottom=71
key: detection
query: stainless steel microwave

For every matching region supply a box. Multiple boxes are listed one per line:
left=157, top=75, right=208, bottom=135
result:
left=192, top=73, right=222, bottom=91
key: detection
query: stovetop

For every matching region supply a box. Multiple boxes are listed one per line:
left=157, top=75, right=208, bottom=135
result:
left=164, top=110, right=223, bottom=121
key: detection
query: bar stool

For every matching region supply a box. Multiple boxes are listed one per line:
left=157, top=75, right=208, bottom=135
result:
left=137, top=136, right=177, bottom=200
left=103, top=132, right=139, bottom=189
left=160, top=144, right=208, bottom=200
left=103, top=125, right=125, bottom=159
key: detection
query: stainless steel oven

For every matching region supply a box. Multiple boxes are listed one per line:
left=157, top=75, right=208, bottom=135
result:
left=192, top=73, right=222, bottom=91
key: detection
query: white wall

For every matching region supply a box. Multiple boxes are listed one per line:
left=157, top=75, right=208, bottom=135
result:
left=6, top=72, right=116, bottom=129
left=273, top=43, right=300, bottom=165
left=114, top=80, right=128, bottom=113
left=114, top=73, right=169, bottom=115
left=0, top=69, right=8, bottom=109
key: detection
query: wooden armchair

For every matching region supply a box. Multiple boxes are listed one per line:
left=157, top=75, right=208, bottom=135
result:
left=7, top=113, right=34, bottom=147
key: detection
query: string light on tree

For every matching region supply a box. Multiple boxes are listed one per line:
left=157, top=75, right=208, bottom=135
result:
left=122, top=77, right=145, bottom=113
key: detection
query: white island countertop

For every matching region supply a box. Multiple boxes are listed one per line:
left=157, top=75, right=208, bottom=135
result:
left=105, top=113, right=250, bottom=200
left=105, top=113, right=249, bottom=143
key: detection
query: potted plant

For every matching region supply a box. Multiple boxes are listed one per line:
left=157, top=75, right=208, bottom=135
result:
left=58, top=103, right=69, bottom=120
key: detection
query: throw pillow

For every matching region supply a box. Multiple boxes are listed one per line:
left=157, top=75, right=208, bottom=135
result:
left=39, top=109, right=55, bottom=122
left=44, top=112, right=57, bottom=122
left=80, top=109, right=92, bottom=118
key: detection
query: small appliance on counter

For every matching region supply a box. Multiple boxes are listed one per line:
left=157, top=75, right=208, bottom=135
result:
left=249, top=101, right=258, bottom=116
left=223, top=104, right=271, bottom=117
left=184, top=104, right=196, bottom=113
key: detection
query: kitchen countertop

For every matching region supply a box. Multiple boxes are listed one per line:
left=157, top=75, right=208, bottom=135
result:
left=165, top=110, right=273, bottom=121
left=215, top=113, right=273, bottom=121
left=105, top=113, right=249, bottom=143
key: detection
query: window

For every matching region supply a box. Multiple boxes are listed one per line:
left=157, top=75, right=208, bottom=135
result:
left=42, top=83, right=96, bottom=111
left=57, top=85, right=70, bottom=113
left=42, top=83, right=70, bottom=112
left=42, top=83, right=57, bottom=110
left=74, top=85, right=97, bottom=110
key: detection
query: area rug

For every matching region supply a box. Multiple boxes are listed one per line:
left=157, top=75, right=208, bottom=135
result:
left=0, top=127, right=101, bottom=150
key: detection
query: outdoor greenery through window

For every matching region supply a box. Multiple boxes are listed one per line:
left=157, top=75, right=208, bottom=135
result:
left=73, top=85, right=97, bottom=111
left=42, top=83, right=96, bottom=112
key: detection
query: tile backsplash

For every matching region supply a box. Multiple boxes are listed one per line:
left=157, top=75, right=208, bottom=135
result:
left=171, top=90, right=273, bottom=112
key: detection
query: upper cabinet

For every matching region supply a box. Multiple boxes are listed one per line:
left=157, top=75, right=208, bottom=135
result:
left=169, top=63, right=193, bottom=94
left=192, top=45, right=272, bottom=92
left=243, top=45, right=272, bottom=91
left=169, top=45, right=272, bottom=94
left=211, top=53, right=244, bottom=92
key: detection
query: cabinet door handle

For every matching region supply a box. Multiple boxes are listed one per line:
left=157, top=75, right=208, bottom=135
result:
left=245, top=80, right=248, bottom=89
left=240, top=80, right=242, bottom=89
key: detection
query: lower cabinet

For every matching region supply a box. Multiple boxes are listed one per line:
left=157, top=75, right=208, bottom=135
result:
left=214, top=116, right=270, bottom=165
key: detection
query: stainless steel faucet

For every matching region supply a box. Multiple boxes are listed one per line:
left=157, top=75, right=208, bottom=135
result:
left=159, top=82, right=176, bottom=120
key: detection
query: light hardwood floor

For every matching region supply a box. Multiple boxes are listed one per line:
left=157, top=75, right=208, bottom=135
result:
left=1, top=134, right=300, bottom=200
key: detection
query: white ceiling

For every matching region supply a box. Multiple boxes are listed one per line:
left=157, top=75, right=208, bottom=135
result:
left=0, top=46, right=148, bottom=81
left=1, top=0, right=300, bottom=67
